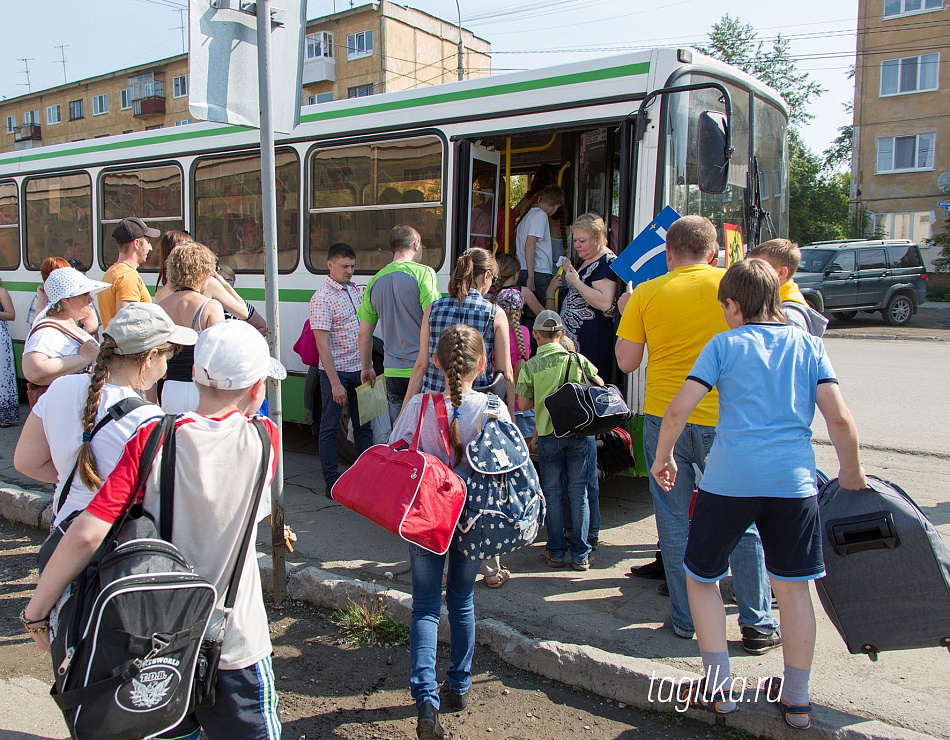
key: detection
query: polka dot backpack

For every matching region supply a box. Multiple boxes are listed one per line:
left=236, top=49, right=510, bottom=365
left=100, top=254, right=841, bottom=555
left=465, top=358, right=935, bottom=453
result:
left=455, top=395, right=546, bottom=560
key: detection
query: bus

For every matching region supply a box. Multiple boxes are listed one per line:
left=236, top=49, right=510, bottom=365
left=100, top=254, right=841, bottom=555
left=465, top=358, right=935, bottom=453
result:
left=0, top=47, right=789, bottom=471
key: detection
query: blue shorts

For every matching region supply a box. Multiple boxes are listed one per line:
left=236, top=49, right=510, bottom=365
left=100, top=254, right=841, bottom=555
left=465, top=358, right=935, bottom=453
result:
left=161, top=655, right=281, bottom=740
left=684, top=490, right=825, bottom=583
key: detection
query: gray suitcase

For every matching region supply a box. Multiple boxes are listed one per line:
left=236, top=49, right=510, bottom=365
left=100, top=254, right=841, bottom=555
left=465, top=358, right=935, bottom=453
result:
left=816, top=474, right=950, bottom=661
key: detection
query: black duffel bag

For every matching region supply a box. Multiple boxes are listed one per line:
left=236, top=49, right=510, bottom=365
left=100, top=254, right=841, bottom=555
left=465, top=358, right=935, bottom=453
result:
left=543, top=352, right=631, bottom=438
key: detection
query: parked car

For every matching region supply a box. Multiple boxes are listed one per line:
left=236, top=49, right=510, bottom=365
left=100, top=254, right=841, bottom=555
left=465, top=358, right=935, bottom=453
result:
left=795, top=239, right=927, bottom=326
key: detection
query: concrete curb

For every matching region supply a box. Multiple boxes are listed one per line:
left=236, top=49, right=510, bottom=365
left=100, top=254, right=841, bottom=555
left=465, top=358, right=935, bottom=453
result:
left=823, top=332, right=947, bottom=342
left=5, top=488, right=937, bottom=740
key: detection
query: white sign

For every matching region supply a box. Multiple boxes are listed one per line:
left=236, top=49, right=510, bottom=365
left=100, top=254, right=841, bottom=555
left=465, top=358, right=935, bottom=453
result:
left=188, top=0, right=305, bottom=133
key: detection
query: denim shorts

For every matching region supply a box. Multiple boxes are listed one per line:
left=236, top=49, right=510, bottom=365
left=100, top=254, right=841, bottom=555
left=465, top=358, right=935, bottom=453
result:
left=684, top=490, right=825, bottom=582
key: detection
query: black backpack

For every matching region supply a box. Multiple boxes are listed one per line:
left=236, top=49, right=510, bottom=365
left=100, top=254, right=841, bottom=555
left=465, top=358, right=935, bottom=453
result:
left=49, top=415, right=270, bottom=740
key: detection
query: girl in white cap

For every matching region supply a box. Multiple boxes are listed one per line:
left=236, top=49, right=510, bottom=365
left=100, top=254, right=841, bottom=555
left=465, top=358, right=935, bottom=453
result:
left=21, top=267, right=109, bottom=405
left=14, top=303, right=197, bottom=528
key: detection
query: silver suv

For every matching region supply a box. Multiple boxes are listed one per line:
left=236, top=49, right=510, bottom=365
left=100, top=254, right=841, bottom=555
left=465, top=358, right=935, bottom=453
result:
left=795, top=240, right=928, bottom=326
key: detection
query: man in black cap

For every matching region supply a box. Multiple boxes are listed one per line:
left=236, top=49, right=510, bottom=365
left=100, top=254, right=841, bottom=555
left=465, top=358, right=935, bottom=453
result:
left=98, top=217, right=159, bottom=329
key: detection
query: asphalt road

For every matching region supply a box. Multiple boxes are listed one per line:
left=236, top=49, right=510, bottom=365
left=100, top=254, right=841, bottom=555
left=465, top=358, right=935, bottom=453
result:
left=812, top=338, right=950, bottom=457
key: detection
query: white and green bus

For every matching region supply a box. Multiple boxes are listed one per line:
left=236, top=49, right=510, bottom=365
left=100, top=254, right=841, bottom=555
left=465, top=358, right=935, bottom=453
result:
left=0, top=47, right=788, bottom=471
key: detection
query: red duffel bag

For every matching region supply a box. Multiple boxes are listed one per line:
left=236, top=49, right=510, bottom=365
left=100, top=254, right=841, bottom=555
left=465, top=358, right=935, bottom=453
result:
left=331, top=393, right=466, bottom=555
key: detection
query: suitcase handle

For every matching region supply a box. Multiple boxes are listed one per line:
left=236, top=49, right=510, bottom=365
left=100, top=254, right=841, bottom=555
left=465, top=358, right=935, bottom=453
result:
left=828, top=511, right=900, bottom=556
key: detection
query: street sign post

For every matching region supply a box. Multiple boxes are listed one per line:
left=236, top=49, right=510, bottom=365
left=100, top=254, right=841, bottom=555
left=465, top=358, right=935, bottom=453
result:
left=188, top=0, right=305, bottom=604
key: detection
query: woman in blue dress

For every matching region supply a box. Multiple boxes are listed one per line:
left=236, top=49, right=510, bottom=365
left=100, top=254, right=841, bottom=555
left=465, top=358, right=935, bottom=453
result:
left=0, top=278, right=20, bottom=426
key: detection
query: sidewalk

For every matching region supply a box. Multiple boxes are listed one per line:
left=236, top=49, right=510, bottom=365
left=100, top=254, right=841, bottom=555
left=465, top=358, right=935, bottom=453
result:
left=2, top=415, right=947, bottom=739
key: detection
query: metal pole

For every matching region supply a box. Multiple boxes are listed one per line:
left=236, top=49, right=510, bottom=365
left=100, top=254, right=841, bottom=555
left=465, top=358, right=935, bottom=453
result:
left=257, top=0, right=287, bottom=606
left=455, top=0, right=463, bottom=81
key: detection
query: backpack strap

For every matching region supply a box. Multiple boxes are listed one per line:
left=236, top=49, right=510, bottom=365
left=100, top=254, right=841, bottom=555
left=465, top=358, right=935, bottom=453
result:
left=53, top=396, right=154, bottom=517
left=158, top=414, right=178, bottom=542
left=221, top=418, right=271, bottom=610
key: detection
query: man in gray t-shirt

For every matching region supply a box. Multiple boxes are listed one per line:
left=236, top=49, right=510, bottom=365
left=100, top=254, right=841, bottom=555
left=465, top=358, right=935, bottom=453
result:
left=358, top=225, right=441, bottom=424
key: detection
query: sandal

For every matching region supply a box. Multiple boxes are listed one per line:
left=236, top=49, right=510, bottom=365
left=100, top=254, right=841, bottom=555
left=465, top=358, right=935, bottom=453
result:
left=765, top=677, right=812, bottom=730
left=675, top=678, right=737, bottom=716
left=484, top=567, right=510, bottom=589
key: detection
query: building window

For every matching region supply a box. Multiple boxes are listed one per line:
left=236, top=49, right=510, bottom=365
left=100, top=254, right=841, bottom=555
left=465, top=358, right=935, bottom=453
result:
left=347, top=84, right=374, bottom=98
left=92, top=94, right=108, bottom=116
left=120, top=89, right=131, bottom=110
left=875, top=211, right=934, bottom=242
left=47, top=105, right=61, bottom=125
left=307, top=95, right=317, bottom=105
left=173, top=75, right=188, bottom=98
left=175, top=119, right=192, bottom=126
left=145, top=124, right=165, bottom=130
left=876, top=133, right=935, bottom=172
left=306, top=31, right=333, bottom=59
left=23, top=110, right=40, bottom=125
left=881, top=53, right=939, bottom=95
left=884, top=0, right=942, bottom=17
left=5, top=116, right=14, bottom=134
left=69, top=99, right=84, bottom=120
left=346, top=30, right=373, bottom=60
left=317, top=92, right=333, bottom=104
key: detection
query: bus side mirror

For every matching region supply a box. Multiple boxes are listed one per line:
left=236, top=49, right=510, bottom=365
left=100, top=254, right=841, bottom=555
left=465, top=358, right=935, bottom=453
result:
left=698, top=111, right=730, bottom=194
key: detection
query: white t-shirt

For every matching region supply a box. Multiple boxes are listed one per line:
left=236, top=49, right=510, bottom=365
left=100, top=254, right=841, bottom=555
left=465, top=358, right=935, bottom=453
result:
left=516, top=206, right=554, bottom=276
left=87, top=411, right=279, bottom=670
left=24, top=322, right=94, bottom=359
left=33, top=374, right=163, bottom=526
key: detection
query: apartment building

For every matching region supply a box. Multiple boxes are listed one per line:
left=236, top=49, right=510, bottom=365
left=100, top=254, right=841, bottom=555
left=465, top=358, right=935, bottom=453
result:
left=1, top=1, right=490, bottom=153
left=852, top=0, right=949, bottom=267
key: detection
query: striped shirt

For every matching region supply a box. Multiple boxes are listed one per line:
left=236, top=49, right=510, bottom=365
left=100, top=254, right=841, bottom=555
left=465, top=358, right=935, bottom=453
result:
left=422, top=290, right=496, bottom=392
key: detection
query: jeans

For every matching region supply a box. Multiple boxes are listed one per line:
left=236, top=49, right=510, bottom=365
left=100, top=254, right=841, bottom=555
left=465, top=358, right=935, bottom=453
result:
left=409, top=544, right=482, bottom=709
left=562, top=436, right=601, bottom=541
left=514, top=409, right=535, bottom=439
left=385, top=375, right=412, bottom=426
left=518, top=270, right=553, bottom=312
left=538, top=434, right=592, bottom=563
left=642, top=414, right=777, bottom=636
left=319, top=369, right=374, bottom=487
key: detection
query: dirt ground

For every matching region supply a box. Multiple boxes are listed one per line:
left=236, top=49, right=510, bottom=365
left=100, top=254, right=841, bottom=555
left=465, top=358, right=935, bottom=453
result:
left=823, top=305, right=950, bottom=338
left=0, top=518, right=736, bottom=740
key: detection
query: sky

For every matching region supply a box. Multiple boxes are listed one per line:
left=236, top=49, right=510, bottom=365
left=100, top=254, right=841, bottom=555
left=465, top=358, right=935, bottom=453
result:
left=0, top=0, right=859, bottom=156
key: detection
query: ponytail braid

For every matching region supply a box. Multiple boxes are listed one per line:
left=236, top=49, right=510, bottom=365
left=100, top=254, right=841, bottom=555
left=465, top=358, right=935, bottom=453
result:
left=77, top=337, right=117, bottom=490
left=435, top=324, right=486, bottom=467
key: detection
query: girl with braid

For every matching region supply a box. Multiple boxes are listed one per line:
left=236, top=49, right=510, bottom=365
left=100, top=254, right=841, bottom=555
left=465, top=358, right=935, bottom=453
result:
left=390, top=324, right=513, bottom=740
left=14, top=304, right=196, bottom=528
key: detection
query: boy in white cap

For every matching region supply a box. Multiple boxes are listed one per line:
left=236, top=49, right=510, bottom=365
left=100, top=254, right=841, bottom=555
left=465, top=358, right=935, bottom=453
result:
left=23, top=320, right=286, bottom=740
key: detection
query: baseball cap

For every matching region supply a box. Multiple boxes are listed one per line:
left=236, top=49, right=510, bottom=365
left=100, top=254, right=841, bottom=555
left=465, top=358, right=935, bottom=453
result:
left=105, top=303, right=198, bottom=355
left=495, top=287, right=524, bottom=311
left=112, top=217, right=161, bottom=244
left=194, top=320, right=286, bottom=390
left=38, top=267, right=110, bottom=321
left=533, top=309, right=564, bottom=332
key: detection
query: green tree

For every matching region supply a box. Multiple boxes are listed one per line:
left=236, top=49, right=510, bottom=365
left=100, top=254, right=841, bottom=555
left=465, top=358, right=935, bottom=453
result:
left=787, top=131, right=850, bottom=244
left=701, top=14, right=825, bottom=128
left=926, top=184, right=950, bottom=272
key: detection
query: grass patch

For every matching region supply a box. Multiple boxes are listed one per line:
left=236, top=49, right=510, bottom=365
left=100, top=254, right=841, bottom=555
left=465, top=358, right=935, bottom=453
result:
left=926, top=284, right=950, bottom=302
left=331, top=587, right=409, bottom=645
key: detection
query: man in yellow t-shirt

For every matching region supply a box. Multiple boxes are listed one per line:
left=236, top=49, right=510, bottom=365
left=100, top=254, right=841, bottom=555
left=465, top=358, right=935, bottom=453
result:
left=615, top=215, right=779, bottom=652
left=98, top=217, right=156, bottom=329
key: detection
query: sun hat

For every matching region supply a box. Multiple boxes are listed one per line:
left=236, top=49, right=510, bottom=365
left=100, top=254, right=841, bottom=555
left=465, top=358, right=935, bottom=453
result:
left=36, top=267, right=111, bottom=322
left=112, top=217, right=161, bottom=244
left=533, top=309, right=564, bottom=332
left=193, top=320, right=286, bottom=390
left=495, top=287, right=524, bottom=311
left=105, top=303, right=198, bottom=355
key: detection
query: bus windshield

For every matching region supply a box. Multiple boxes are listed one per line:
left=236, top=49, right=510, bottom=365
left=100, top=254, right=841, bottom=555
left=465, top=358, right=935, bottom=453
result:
left=664, top=74, right=788, bottom=247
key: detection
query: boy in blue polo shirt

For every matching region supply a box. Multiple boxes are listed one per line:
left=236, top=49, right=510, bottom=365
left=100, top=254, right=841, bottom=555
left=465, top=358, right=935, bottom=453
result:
left=650, top=259, right=866, bottom=730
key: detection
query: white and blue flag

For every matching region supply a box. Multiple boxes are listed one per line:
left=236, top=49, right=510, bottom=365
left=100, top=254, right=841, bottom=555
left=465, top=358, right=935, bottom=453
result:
left=610, top=206, right=681, bottom=287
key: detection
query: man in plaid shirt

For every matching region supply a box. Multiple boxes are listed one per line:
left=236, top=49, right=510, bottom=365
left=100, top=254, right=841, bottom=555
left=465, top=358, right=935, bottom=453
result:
left=310, top=242, right=373, bottom=493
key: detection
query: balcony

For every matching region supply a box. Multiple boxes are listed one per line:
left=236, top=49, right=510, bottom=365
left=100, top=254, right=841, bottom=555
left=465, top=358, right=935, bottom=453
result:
left=14, top=124, right=41, bottom=142
left=303, top=56, right=336, bottom=84
left=130, top=80, right=166, bottom=118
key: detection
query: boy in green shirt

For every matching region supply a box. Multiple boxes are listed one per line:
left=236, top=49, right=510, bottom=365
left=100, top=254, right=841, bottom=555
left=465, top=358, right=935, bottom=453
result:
left=516, top=310, right=603, bottom=570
